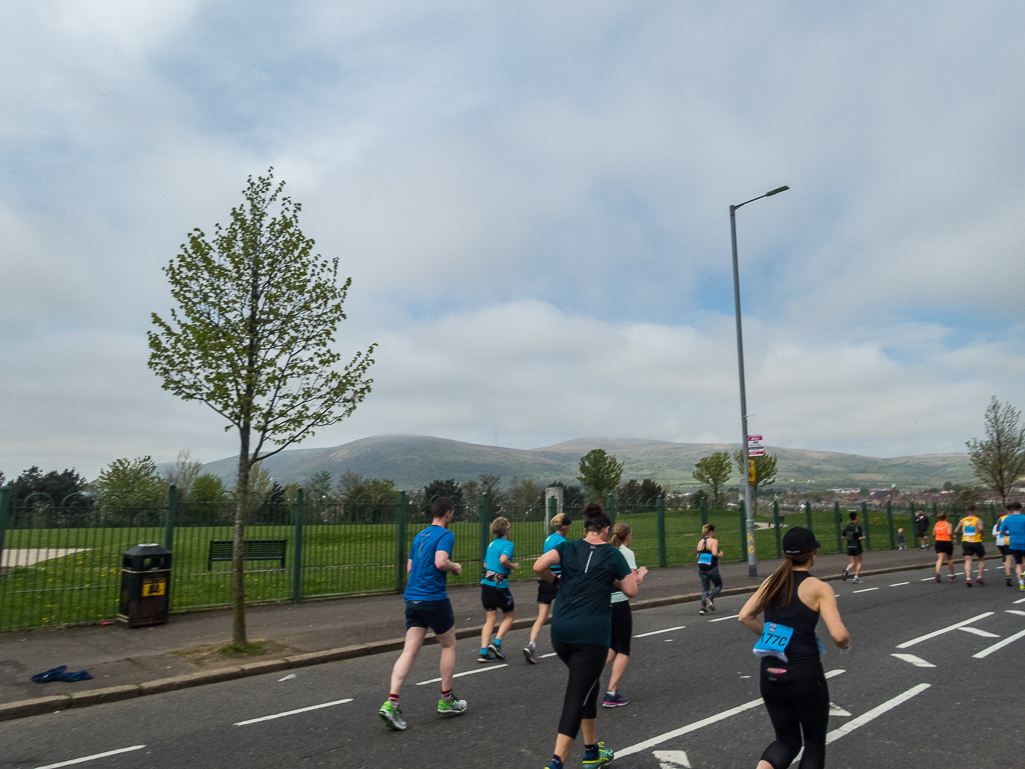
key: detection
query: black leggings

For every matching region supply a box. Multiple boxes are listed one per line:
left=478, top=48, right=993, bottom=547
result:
left=759, top=672, right=830, bottom=769
left=552, top=640, right=608, bottom=739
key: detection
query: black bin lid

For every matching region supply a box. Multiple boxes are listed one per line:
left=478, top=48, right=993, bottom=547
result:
left=124, top=543, right=171, bottom=557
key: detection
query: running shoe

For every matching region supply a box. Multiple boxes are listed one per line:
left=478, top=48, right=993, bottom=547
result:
left=524, top=645, right=538, bottom=664
left=842, top=568, right=849, bottom=582
left=544, top=759, right=565, bottom=769
left=699, top=606, right=707, bottom=615
left=437, top=694, right=468, bottom=715
left=378, top=700, right=407, bottom=731
left=1006, top=576, right=1012, bottom=587
left=966, top=579, right=972, bottom=587
left=976, top=576, right=985, bottom=585
left=488, top=642, right=506, bottom=660
left=582, top=742, right=614, bottom=767
left=478, top=649, right=497, bottom=663
left=602, top=691, right=629, bottom=708
left=949, top=573, right=956, bottom=581
left=852, top=576, right=860, bottom=584
left=935, top=572, right=941, bottom=583
left=1019, top=581, right=1024, bottom=591
left=707, top=597, right=716, bottom=612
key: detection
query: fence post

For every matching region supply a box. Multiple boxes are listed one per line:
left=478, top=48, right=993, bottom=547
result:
left=862, top=502, right=871, bottom=550
left=0, top=485, right=9, bottom=579
left=773, top=499, right=782, bottom=559
left=700, top=497, right=708, bottom=528
left=886, top=501, right=895, bottom=550
left=805, top=501, right=813, bottom=533
left=834, top=501, right=842, bottom=554
left=292, top=488, right=304, bottom=603
left=657, top=496, right=667, bottom=567
left=479, top=493, right=491, bottom=571
left=395, top=492, right=408, bottom=593
left=164, top=485, right=177, bottom=553
left=606, top=494, right=616, bottom=526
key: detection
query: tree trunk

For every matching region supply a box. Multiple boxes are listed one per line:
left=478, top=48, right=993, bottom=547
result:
left=232, top=433, right=251, bottom=648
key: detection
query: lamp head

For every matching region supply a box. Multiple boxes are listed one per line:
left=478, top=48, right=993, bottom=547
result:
left=765, top=185, right=789, bottom=197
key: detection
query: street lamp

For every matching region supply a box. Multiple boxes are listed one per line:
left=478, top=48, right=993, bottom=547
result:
left=730, top=184, right=789, bottom=577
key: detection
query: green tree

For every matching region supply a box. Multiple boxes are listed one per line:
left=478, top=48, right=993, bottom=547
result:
left=307, top=470, right=335, bottom=500
left=966, top=397, right=1025, bottom=506
left=191, top=472, right=228, bottom=505
left=507, top=478, right=543, bottom=517
left=8, top=466, right=89, bottom=507
left=147, top=170, right=376, bottom=647
left=733, top=451, right=778, bottom=515
left=577, top=449, right=624, bottom=503
left=164, top=449, right=203, bottom=501
left=94, top=457, right=167, bottom=524
left=693, top=451, right=732, bottom=509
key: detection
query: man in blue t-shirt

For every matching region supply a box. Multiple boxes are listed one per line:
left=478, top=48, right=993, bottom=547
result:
left=1000, top=502, right=1025, bottom=590
left=379, top=497, right=467, bottom=730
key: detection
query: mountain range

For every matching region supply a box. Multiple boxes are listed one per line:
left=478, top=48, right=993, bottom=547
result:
left=199, top=435, right=976, bottom=492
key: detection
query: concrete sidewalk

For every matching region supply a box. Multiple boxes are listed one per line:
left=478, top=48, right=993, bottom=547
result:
left=0, top=547, right=942, bottom=720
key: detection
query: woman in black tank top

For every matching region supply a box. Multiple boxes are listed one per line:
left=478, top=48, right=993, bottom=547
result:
left=739, top=527, right=851, bottom=769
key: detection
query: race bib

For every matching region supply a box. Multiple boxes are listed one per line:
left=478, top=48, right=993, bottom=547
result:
left=964, top=525, right=976, bottom=536
left=754, top=622, right=794, bottom=663
left=698, top=552, right=713, bottom=565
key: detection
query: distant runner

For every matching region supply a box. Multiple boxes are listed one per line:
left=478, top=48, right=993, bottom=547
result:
left=954, top=506, right=986, bottom=586
left=378, top=497, right=467, bottom=730
left=933, top=511, right=956, bottom=582
left=994, top=505, right=1013, bottom=586
left=841, top=512, right=866, bottom=583
left=914, top=509, right=930, bottom=550
left=525, top=513, right=571, bottom=664
left=999, top=502, right=1025, bottom=591
left=479, top=516, right=519, bottom=662
left=696, top=523, right=724, bottom=615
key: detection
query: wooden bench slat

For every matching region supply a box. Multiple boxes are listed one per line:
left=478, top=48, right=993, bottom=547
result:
left=207, top=539, right=287, bottom=570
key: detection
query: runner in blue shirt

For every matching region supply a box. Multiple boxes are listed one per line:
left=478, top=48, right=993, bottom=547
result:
left=1000, top=502, right=1025, bottom=590
left=525, top=512, right=572, bottom=663
left=379, top=497, right=467, bottom=730
left=478, top=516, right=520, bottom=662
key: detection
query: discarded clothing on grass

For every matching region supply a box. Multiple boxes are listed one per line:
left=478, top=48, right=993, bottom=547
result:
left=31, top=665, right=93, bottom=683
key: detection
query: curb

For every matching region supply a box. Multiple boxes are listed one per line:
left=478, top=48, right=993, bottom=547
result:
left=0, top=559, right=949, bottom=722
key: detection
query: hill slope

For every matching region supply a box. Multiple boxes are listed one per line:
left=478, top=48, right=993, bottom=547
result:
left=200, top=435, right=975, bottom=491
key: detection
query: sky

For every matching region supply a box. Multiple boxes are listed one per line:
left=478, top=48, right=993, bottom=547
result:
left=1, top=1, right=1024, bottom=481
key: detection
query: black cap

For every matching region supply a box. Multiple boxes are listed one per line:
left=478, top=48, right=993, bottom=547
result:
left=782, top=526, right=820, bottom=555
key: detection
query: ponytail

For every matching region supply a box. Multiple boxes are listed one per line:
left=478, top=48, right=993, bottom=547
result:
left=610, top=522, right=631, bottom=548
left=759, top=552, right=815, bottom=610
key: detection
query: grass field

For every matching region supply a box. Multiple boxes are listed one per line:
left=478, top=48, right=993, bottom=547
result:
left=0, top=505, right=923, bottom=631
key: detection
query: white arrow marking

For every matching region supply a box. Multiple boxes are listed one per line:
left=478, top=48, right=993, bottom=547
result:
left=33, top=747, right=146, bottom=769
left=653, top=750, right=691, bottom=768
left=958, top=626, right=1000, bottom=638
left=896, top=612, right=993, bottom=648
left=826, top=684, right=931, bottom=743
left=1006, top=609, right=1025, bottom=617
left=891, top=653, right=936, bottom=668
left=973, top=627, right=1025, bottom=659
left=828, top=702, right=852, bottom=717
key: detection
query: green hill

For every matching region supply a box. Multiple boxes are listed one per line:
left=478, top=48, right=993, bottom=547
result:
left=200, top=435, right=975, bottom=492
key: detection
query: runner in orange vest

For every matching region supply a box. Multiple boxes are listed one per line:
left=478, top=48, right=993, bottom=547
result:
left=933, top=512, right=956, bottom=583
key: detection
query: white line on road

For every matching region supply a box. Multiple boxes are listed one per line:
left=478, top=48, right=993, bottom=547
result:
left=824, top=669, right=846, bottom=679
left=708, top=614, right=739, bottom=623
left=33, top=746, right=146, bottom=769
left=541, top=652, right=558, bottom=658
left=235, top=699, right=352, bottom=726
left=889, top=582, right=910, bottom=587
left=616, top=670, right=846, bottom=758
left=1006, top=610, right=1025, bottom=617
left=635, top=625, right=686, bottom=638
left=896, top=612, right=994, bottom=648
left=1014, top=597, right=1025, bottom=604
left=920, top=577, right=937, bottom=581
left=853, top=588, right=879, bottom=593
left=417, top=664, right=507, bottom=685
left=891, top=653, right=936, bottom=668
left=825, top=684, right=931, bottom=744
left=973, top=627, right=1025, bottom=659
left=958, top=626, right=1000, bottom=638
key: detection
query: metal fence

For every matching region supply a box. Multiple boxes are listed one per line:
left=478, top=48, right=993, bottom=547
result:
left=0, top=485, right=994, bottom=631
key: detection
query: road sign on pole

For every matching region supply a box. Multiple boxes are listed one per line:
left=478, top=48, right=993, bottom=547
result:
left=747, top=435, right=764, bottom=457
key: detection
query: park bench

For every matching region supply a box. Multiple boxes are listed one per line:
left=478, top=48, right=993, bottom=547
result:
left=207, top=539, right=287, bottom=571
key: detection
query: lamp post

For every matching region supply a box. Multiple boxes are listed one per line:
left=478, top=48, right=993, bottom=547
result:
left=730, top=184, right=788, bottom=577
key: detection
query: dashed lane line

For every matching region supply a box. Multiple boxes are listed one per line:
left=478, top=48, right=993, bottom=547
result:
left=973, top=627, right=1025, bottom=659
left=958, top=627, right=1000, bottom=638
left=234, top=699, right=352, bottom=726
left=32, top=746, right=146, bottom=769
left=1006, top=610, right=1025, bottom=617
left=1014, top=597, right=1025, bottom=604
left=889, top=581, right=910, bottom=587
left=416, top=664, right=507, bottom=686
left=853, top=588, right=878, bottom=593
left=708, top=614, right=740, bottom=623
left=635, top=625, right=686, bottom=638
left=615, top=670, right=846, bottom=758
left=891, top=653, right=936, bottom=668
left=825, top=683, right=931, bottom=744
left=896, top=612, right=994, bottom=648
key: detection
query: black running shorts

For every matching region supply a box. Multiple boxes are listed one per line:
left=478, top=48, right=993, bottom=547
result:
left=481, top=584, right=514, bottom=613
left=961, top=542, right=985, bottom=558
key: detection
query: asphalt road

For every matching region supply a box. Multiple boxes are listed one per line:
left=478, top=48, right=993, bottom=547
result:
left=3, top=564, right=1024, bottom=769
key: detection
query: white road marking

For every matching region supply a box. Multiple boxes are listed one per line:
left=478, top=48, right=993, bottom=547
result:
left=896, top=612, right=994, bottom=648
left=1014, top=597, right=1025, bottom=604
left=1005, top=610, right=1025, bottom=617
left=825, top=669, right=846, bottom=678
left=825, top=683, right=931, bottom=744
left=891, top=653, right=936, bottom=668
left=828, top=702, right=852, bottom=717
left=416, top=664, right=507, bottom=685
left=853, top=588, right=878, bottom=593
left=540, top=652, right=558, bottom=658
left=920, top=577, right=936, bottom=581
left=234, top=699, right=352, bottom=726
left=32, top=746, right=146, bottom=769
left=635, top=625, right=686, bottom=638
left=958, top=627, right=1000, bottom=638
left=618, top=670, right=847, bottom=758
left=653, top=749, right=691, bottom=768
left=708, top=614, right=739, bottom=623
left=973, top=627, right=1025, bottom=659
left=889, top=581, right=910, bottom=587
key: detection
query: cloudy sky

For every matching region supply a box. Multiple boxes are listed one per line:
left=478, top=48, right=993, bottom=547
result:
left=2, top=1, right=1023, bottom=480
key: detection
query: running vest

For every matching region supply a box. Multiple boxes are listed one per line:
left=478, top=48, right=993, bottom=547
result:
left=697, top=537, right=718, bottom=569
left=994, top=515, right=1009, bottom=547
left=842, top=523, right=862, bottom=545
left=960, top=516, right=983, bottom=543
left=934, top=521, right=952, bottom=542
left=761, top=572, right=822, bottom=666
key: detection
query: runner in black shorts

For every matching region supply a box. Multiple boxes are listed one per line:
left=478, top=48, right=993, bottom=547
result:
left=525, top=513, right=571, bottom=663
left=479, top=516, right=519, bottom=662
left=841, top=512, right=865, bottom=584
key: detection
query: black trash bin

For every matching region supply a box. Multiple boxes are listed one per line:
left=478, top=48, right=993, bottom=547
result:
left=118, top=543, right=172, bottom=627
